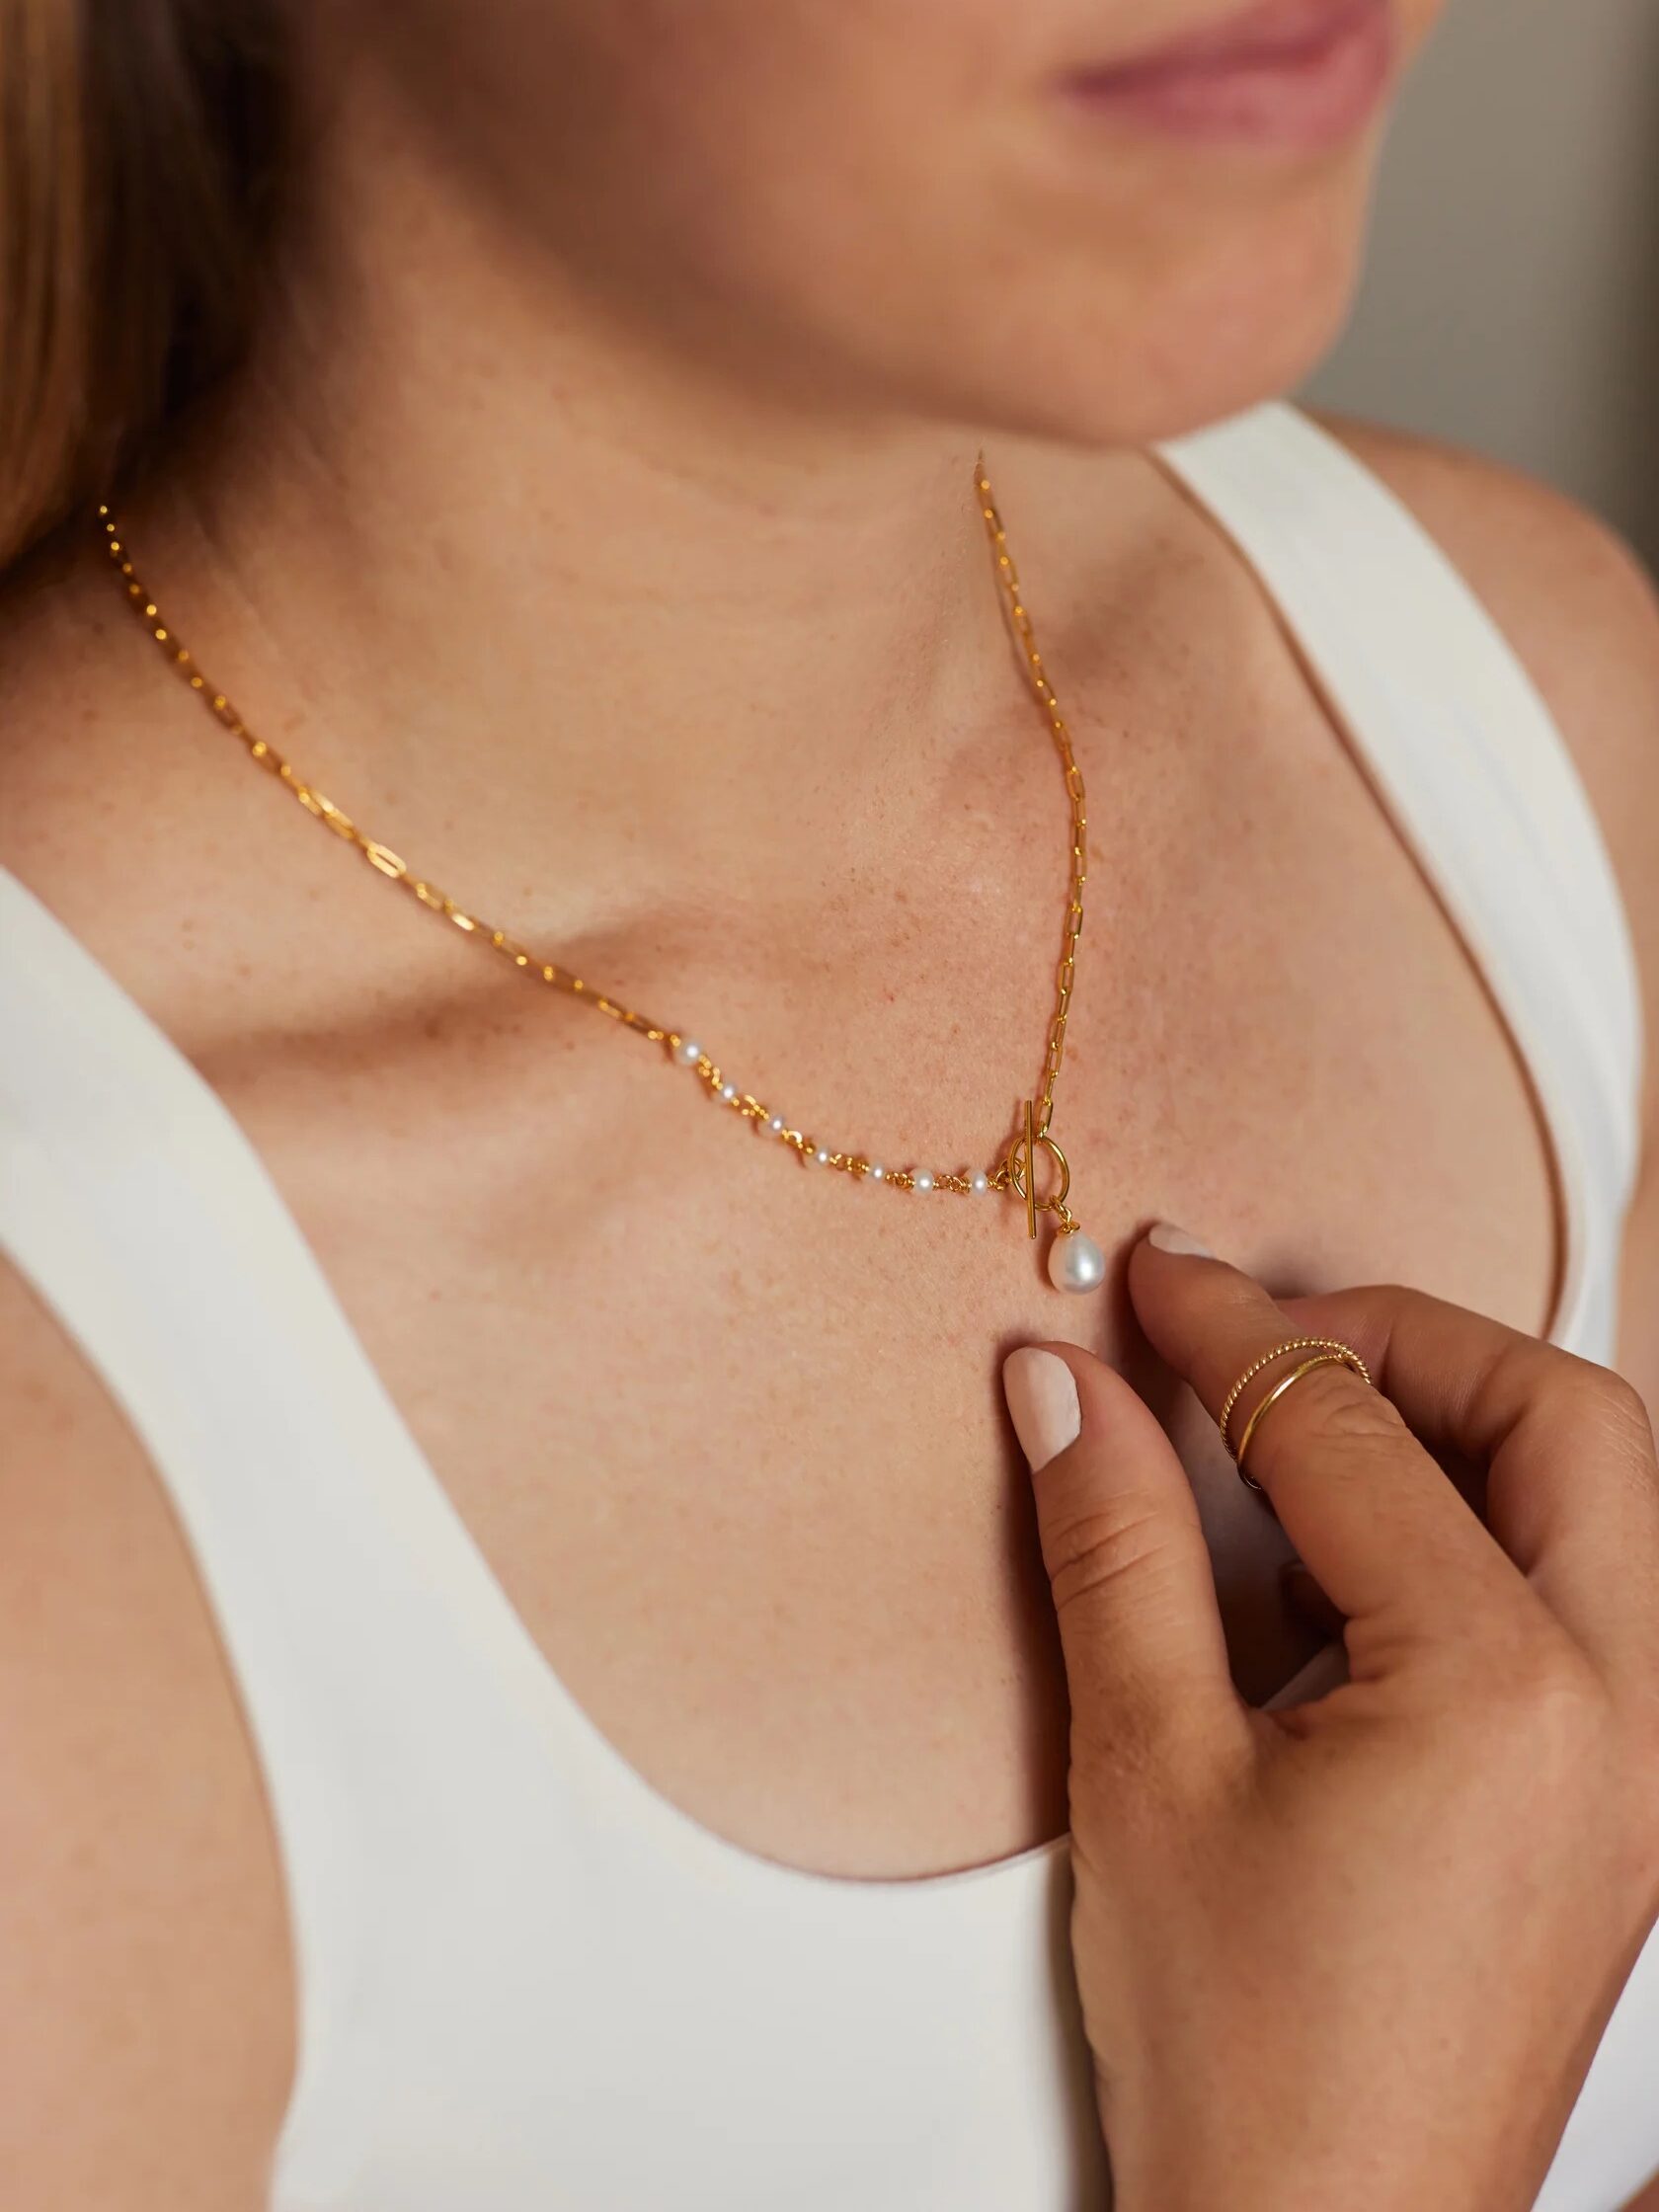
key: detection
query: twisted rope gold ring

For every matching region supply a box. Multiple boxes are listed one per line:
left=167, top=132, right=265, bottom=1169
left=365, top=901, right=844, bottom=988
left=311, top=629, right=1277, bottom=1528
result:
left=1219, top=1338, right=1374, bottom=1493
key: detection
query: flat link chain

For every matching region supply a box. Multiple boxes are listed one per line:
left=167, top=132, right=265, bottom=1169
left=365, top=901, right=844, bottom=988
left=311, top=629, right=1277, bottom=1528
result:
left=96, top=461, right=1087, bottom=1196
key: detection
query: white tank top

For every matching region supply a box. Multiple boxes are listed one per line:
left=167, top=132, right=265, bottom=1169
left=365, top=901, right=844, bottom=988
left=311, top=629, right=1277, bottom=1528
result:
left=1, top=403, right=1654, bottom=2212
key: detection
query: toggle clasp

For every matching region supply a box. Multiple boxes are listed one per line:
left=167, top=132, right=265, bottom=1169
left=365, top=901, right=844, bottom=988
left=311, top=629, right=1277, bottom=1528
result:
left=1005, top=1098, right=1075, bottom=1239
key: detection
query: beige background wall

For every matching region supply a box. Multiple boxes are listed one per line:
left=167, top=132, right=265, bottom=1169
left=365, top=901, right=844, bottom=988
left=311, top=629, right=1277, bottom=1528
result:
left=1304, top=0, right=1659, bottom=566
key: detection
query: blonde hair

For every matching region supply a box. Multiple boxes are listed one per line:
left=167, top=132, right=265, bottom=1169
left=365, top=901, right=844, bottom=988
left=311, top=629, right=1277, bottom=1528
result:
left=0, top=0, right=286, bottom=570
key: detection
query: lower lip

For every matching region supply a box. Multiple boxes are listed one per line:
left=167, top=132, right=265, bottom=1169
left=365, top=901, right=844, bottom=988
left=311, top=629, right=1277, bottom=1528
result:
left=1059, top=0, right=1397, bottom=151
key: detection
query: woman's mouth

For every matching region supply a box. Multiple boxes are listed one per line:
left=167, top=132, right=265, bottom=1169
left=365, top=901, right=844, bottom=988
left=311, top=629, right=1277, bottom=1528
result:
left=1056, top=0, right=1399, bottom=151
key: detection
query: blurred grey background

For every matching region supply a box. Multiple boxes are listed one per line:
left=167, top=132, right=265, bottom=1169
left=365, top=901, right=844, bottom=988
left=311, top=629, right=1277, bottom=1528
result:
left=1303, top=0, right=1659, bottom=568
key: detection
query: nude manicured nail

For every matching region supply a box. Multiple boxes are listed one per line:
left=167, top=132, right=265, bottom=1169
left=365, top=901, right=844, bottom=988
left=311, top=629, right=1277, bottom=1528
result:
left=1146, top=1221, right=1215, bottom=1259
left=1001, top=1347, right=1081, bottom=1472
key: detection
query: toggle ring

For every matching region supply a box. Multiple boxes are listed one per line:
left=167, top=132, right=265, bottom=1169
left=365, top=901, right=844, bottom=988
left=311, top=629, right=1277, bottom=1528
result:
left=1219, top=1338, right=1374, bottom=1493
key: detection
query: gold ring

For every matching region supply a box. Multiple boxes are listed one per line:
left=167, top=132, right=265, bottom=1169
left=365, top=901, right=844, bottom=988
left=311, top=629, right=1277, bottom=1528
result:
left=1219, top=1336, right=1371, bottom=1458
left=1232, top=1349, right=1373, bottom=1492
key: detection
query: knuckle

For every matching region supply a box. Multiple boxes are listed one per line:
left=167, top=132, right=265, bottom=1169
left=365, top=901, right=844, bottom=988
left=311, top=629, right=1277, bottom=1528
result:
left=1598, top=1373, right=1657, bottom=1462
left=1561, top=1358, right=1655, bottom=1457
left=1480, top=1631, right=1608, bottom=1762
left=1042, top=1492, right=1179, bottom=1620
left=1262, top=1364, right=1409, bottom=1466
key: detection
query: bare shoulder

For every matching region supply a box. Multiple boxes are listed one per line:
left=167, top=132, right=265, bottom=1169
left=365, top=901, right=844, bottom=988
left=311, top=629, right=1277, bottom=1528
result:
left=1313, top=411, right=1659, bottom=1012
left=1308, top=410, right=1659, bottom=927
left=1313, top=411, right=1659, bottom=1398
left=0, top=1256, right=291, bottom=2207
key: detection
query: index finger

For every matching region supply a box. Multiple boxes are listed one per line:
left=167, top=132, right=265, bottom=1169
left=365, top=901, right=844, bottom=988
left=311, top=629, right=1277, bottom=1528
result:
left=1127, top=1227, right=1524, bottom=1656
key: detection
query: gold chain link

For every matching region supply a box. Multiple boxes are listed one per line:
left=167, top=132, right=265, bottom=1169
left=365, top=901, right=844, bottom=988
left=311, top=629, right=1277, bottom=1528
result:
left=976, top=467, right=1087, bottom=1144
left=96, top=459, right=1087, bottom=1206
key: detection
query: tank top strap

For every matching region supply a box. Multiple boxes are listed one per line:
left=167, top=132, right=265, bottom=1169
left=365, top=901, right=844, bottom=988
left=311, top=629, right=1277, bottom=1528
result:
left=0, top=864, right=561, bottom=2147
left=1153, top=401, right=1644, bottom=1355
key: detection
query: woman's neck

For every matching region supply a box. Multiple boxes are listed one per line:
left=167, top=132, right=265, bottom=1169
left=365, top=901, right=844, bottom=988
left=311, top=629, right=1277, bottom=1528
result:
left=126, top=34, right=1151, bottom=932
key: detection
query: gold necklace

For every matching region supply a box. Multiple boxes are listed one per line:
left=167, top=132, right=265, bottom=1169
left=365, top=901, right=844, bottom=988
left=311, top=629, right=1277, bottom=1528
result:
left=96, top=461, right=1105, bottom=1294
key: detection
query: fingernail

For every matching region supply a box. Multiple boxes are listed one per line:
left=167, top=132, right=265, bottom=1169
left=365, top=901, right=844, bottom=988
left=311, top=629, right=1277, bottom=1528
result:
left=1146, top=1221, right=1215, bottom=1259
left=1001, top=1347, right=1081, bottom=1472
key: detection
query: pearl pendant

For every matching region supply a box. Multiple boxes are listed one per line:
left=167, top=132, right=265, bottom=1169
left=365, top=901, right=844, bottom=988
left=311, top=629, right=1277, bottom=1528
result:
left=1048, top=1227, right=1106, bottom=1296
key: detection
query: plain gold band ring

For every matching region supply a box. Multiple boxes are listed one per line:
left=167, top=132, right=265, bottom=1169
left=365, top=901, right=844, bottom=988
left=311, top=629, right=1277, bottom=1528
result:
left=1219, top=1336, right=1372, bottom=1457
left=1232, top=1348, right=1373, bottom=1493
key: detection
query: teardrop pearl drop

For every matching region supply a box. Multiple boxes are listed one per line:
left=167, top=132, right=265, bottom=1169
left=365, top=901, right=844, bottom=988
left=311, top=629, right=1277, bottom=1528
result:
left=1048, top=1228, right=1106, bottom=1295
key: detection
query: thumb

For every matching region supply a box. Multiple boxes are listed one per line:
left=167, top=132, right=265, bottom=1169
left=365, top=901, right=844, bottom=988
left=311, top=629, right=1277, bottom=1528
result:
left=1003, top=1344, right=1246, bottom=1780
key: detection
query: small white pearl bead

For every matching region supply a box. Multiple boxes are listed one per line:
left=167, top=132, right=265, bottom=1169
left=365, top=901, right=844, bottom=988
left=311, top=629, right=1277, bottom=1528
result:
left=970, top=1171, right=988, bottom=1195
left=1048, top=1229, right=1107, bottom=1295
left=672, top=1037, right=703, bottom=1066
left=814, top=1147, right=830, bottom=1166
left=718, top=1082, right=738, bottom=1103
left=765, top=1114, right=786, bottom=1136
left=913, top=1170, right=934, bottom=1193
left=868, top=1163, right=885, bottom=1183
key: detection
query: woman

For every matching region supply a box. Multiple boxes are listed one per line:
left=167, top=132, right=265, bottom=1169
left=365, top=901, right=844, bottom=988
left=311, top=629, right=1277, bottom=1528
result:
left=1, top=0, right=1657, bottom=2205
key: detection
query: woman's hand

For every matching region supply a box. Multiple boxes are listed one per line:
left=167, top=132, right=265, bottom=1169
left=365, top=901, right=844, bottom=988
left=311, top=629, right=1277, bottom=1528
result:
left=1002, top=1226, right=1659, bottom=2212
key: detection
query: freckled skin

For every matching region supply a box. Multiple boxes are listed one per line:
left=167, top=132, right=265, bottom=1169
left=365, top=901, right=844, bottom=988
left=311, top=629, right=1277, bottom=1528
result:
left=6, top=4, right=1659, bottom=2207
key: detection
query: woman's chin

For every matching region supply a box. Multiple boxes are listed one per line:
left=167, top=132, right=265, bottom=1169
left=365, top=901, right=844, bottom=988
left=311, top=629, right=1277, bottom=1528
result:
left=1120, top=214, right=1377, bottom=444
left=831, top=164, right=1381, bottom=452
left=941, top=265, right=1368, bottom=453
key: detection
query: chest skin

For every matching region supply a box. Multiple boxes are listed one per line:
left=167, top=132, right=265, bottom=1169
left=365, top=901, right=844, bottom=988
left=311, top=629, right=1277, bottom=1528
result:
left=159, top=583, right=1555, bottom=1888
left=0, top=459, right=1571, bottom=2212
